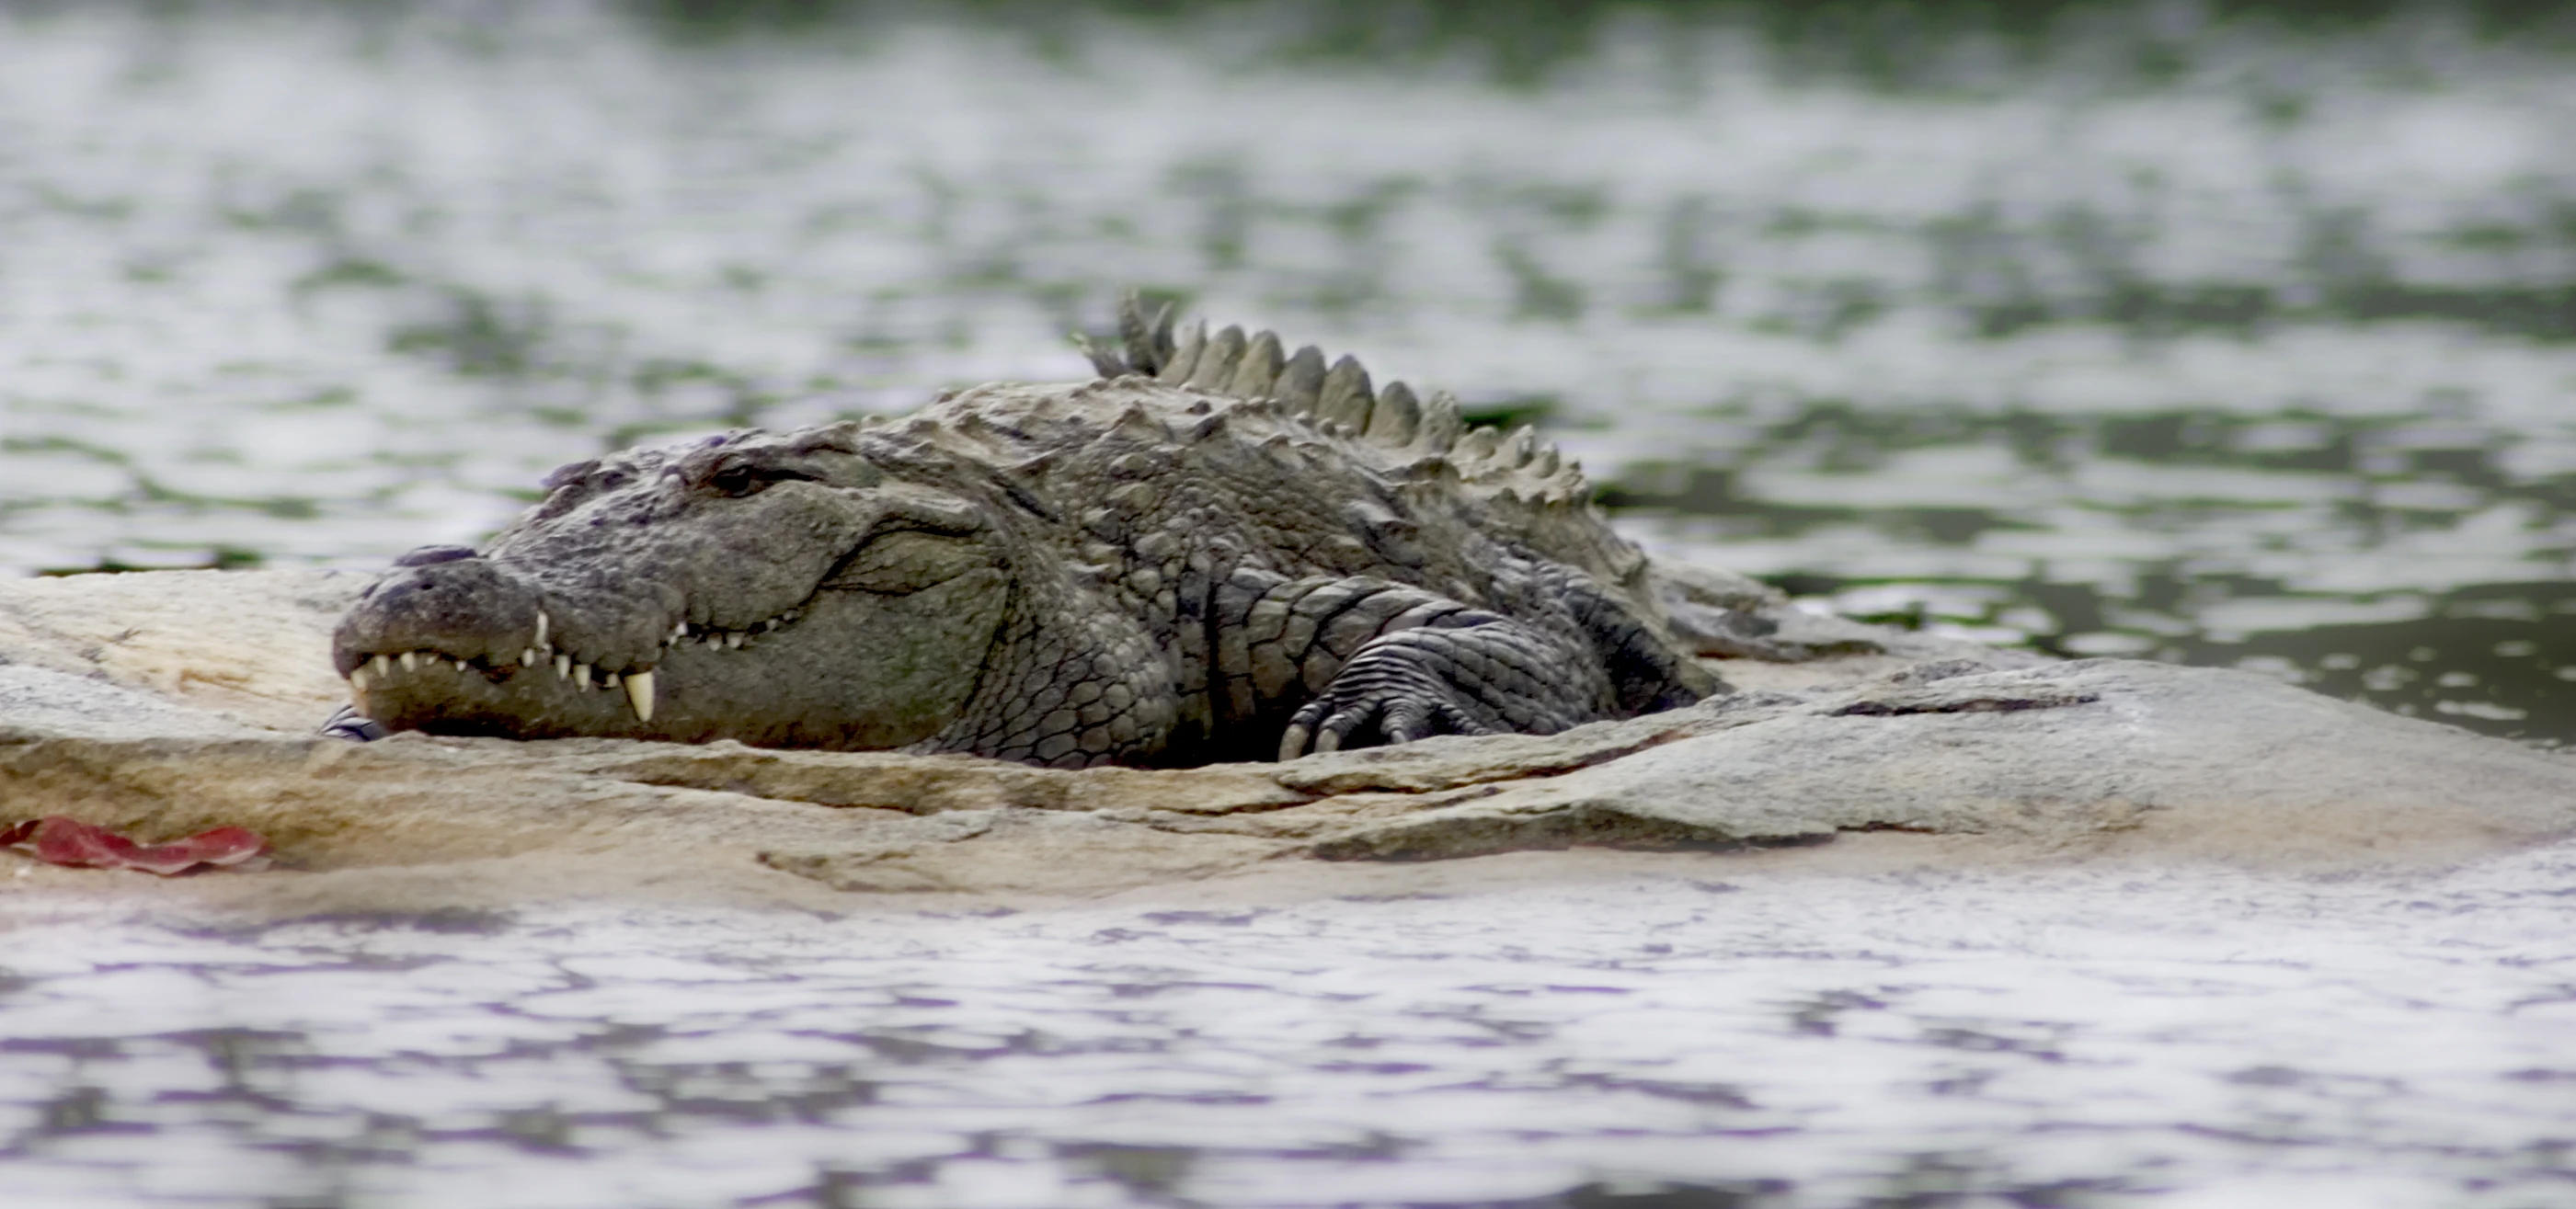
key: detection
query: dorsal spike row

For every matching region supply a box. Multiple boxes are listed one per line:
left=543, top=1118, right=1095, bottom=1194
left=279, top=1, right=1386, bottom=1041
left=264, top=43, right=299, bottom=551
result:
left=1366, top=382, right=1420, bottom=444
left=1159, top=320, right=1206, bottom=385
left=1084, top=294, right=1586, bottom=508
left=1418, top=391, right=1465, bottom=450
left=1227, top=331, right=1286, bottom=399
left=1315, top=356, right=1372, bottom=429
left=1185, top=325, right=1247, bottom=392
left=1277, top=345, right=1327, bottom=413
left=1116, top=292, right=1176, bottom=373
left=1075, top=331, right=1128, bottom=378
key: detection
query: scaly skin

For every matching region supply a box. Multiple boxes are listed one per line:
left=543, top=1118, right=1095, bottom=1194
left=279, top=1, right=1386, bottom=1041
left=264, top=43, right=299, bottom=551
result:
left=327, top=298, right=1719, bottom=767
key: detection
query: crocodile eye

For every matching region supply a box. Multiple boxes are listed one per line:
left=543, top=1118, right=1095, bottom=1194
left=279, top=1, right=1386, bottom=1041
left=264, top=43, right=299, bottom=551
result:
left=708, top=461, right=819, bottom=498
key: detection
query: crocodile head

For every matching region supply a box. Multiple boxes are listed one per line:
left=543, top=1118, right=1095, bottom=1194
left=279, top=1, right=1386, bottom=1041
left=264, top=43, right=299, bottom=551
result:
left=332, top=423, right=1013, bottom=748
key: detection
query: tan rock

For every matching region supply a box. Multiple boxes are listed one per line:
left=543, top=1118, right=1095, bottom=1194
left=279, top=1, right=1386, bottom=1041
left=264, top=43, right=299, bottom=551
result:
left=4, top=569, right=2572, bottom=921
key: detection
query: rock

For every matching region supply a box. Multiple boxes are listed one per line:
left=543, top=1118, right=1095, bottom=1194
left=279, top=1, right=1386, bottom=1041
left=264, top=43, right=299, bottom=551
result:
left=1305, top=659, right=2576, bottom=870
left=3, top=568, right=2572, bottom=918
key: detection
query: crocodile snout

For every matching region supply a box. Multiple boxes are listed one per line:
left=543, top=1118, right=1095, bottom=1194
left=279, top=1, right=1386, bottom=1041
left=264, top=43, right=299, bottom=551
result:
left=333, top=553, right=543, bottom=678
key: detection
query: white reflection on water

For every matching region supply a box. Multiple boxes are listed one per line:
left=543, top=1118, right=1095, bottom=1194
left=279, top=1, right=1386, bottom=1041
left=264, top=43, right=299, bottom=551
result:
left=2, top=845, right=2574, bottom=1207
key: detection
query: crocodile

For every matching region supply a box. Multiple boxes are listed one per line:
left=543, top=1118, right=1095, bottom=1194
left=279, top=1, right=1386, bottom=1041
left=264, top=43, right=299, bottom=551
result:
left=326, top=296, right=1728, bottom=768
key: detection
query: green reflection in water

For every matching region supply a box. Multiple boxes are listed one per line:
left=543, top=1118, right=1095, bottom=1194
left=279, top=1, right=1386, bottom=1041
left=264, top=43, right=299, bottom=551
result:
left=633, top=0, right=2576, bottom=81
left=1616, top=396, right=2576, bottom=743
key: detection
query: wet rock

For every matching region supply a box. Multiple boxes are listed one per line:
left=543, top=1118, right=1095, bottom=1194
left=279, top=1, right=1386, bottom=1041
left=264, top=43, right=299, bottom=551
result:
left=3, top=569, right=2573, bottom=915
left=1308, top=660, right=2576, bottom=869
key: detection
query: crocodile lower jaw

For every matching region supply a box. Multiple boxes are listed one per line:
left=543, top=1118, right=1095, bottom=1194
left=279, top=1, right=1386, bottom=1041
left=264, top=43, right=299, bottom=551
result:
left=343, top=601, right=815, bottom=726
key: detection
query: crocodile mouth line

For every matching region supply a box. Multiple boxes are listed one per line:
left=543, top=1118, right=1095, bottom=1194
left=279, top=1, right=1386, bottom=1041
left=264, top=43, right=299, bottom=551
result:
left=344, top=602, right=813, bottom=724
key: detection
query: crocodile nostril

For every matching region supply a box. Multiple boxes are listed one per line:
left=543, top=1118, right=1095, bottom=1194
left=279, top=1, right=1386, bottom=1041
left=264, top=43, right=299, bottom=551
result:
left=392, top=544, right=480, bottom=568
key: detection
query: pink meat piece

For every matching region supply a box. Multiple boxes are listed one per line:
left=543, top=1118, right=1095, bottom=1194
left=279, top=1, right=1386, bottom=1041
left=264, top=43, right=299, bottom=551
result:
left=3, top=816, right=268, bottom=875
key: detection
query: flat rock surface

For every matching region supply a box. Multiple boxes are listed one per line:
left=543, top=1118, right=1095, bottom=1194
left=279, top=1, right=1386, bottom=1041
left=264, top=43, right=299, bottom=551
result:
left=4, top=569, right=2574, bottom=917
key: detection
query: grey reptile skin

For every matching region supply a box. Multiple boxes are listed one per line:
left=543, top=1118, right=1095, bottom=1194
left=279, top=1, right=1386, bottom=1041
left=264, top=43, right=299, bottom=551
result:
left=326, top=296, right=1722, bottom=767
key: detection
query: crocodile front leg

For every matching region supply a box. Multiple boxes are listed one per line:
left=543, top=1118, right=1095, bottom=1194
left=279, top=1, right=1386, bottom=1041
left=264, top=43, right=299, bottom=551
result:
left=1210, top=568, right=1631, bottom=759
left=1279, top=618, right=1612, bottom=757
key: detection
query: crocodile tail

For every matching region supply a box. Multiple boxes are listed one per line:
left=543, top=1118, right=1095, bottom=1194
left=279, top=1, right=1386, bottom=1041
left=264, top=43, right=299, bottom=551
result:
left=1093, top=291, right=1590, bottom=508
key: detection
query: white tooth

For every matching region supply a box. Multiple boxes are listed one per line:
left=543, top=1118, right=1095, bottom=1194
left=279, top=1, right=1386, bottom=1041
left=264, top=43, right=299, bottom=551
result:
left=452, top=658, right=467, bottom=672
left=371, top=654, right=393, bottom=679
left=399, top=652, right=420, bottom=672
left=523, top=648, right=541, bottom=667
left=555, top=655, right=571, bottom=679
left=575, top=663, right=592, bottom=690
left=624, top=669, right=656, bottom=723
left=349, top=668, right=371, bottom=691
left=725, top=632, right=744, bottom=649
left=672, top=622, right=688, bottom=641
left=534, top=611, right=550, bottom=649
left=602, top=672, right=621, bottom=690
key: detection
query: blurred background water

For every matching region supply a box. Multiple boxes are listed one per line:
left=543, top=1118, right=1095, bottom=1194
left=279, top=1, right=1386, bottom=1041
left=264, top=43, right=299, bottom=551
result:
left=8, top=5, right=2576, bottom=1207
left=6, top=0, right=2576, bottom=738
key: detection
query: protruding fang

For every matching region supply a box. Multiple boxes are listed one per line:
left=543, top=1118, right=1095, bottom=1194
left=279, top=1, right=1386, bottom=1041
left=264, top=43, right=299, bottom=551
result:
left=370, top=654, right=393, bottom=679
left=349, top=668, right=371, bottom=691
left=555, top=655, right=571, bottom=679
left=624, top=669, right=656, bottom=723
left=523, top=648, right=541, bottom=667
left=725, top=632, right=744, bottom=649
left=575, top=663, right=593, bottom=690
left=535, top=610, right=551, bottom=649
left=399, top=652, right=420, bottom=672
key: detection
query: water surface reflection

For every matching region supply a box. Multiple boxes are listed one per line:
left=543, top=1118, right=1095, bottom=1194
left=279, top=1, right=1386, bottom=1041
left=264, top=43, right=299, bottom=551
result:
left=5, top=850, right=2575, bottom=1206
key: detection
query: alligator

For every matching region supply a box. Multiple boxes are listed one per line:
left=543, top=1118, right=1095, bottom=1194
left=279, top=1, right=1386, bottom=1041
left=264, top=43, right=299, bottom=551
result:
left=326, top=296, right=1733, bottom=768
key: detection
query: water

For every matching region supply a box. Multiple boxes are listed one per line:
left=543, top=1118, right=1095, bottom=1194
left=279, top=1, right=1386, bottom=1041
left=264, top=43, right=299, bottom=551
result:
left=6, top=4, right=2576, bottom=1203
left=6, top=850, right=2576, bottom=1209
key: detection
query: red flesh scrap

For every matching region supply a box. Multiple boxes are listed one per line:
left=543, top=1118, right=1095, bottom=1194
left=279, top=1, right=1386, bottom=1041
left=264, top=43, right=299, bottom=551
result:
left=0, top=816, right=268, bottom=876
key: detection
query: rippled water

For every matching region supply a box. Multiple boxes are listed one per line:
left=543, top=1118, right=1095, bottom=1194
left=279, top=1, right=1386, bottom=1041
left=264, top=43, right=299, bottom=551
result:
left=6, top=849, right=2576, bottom=1209
left=7, top=5, right=2576, bottom=1203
